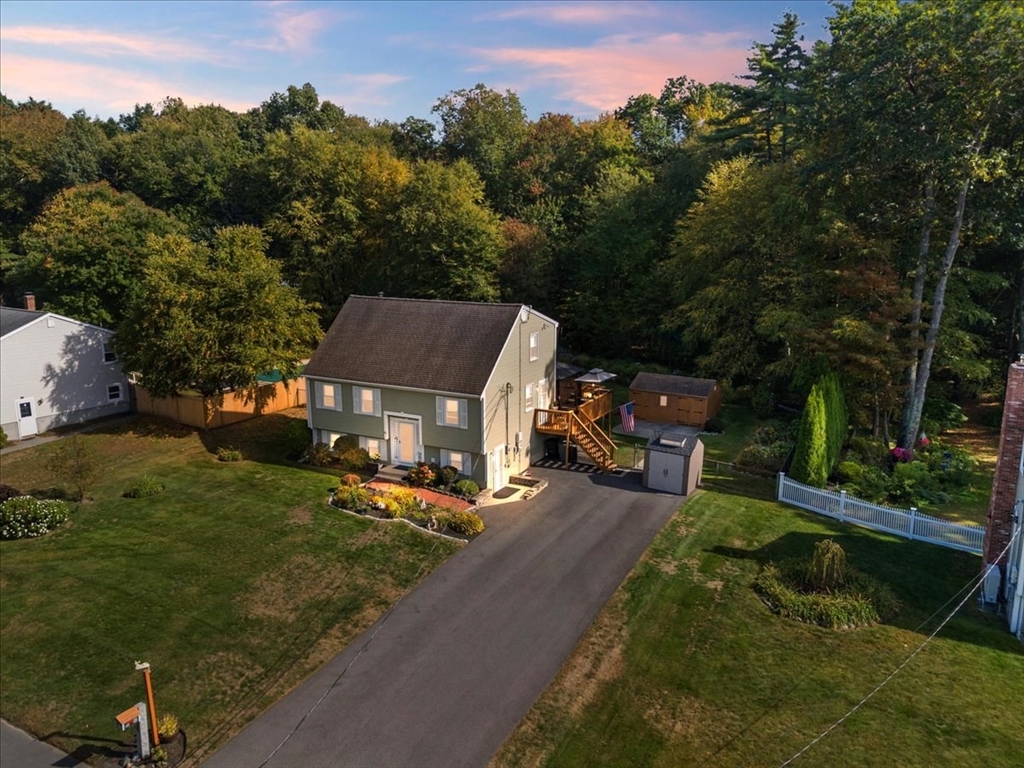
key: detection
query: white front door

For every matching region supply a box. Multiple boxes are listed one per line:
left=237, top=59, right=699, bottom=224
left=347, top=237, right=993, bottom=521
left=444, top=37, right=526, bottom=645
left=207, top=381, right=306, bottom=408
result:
left=390, top=418, right=419, bottom=466
left=16, top=399, right=37, bottom=439
left=492, top=444, right=506, bottom=490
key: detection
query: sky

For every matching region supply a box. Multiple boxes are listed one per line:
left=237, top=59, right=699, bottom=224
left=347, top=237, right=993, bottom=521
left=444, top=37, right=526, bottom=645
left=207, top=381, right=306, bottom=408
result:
left=0, top=0, right=834, bottom=123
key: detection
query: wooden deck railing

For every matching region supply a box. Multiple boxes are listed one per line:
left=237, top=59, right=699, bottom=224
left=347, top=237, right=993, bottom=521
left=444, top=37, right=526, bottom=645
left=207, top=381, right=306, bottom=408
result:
left=576, top=390, right=612, bottom=422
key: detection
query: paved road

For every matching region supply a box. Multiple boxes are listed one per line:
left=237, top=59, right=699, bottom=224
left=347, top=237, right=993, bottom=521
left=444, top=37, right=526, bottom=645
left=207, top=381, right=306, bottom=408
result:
left=0, top=721, right=82, bottom=768
left=205, top=466, right=684, bottom=768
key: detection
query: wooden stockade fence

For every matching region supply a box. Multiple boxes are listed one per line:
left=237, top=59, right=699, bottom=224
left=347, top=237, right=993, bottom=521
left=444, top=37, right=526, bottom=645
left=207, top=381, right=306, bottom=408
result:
left=133, top=379, right=306, bottom=429
left=776, top=472, right=984, bottom=555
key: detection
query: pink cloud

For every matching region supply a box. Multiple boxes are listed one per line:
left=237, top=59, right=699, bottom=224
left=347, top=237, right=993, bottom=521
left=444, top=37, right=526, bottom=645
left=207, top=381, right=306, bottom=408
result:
left=0, top=53, right=258, bottom=115
left=469, top=32, right=751, bottom=113
left=325, top=72, right=410, bottom=110
left=240, top=5, right=344, bottom=53
left=483, top=2, right=658, bottom=25
left=1, top=25, right=228, bottom=64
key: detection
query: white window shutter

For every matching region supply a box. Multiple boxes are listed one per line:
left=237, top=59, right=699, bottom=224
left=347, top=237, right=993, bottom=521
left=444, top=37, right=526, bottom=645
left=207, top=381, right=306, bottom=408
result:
left=459, top=399, right=468, bottom=429
left=373, top=388, right=381, bottom=417
left=436, top=396, right=444, bottom=425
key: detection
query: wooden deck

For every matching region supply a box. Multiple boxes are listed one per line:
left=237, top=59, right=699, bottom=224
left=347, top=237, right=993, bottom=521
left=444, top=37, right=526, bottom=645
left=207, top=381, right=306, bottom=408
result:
left=534, top=390, right=617, bottom=473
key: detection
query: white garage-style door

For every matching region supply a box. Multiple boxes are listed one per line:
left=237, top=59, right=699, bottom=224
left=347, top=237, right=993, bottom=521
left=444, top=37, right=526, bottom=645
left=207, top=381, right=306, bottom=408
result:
left=646, top=450, right=682, bottom=494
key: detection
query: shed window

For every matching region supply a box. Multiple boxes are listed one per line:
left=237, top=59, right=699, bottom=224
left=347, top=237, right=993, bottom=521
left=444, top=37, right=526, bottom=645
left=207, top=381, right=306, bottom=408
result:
left=660, top=395, right=668, bottom=407
left=107, top=383, right=123, bottom=402
left=316, top=382, right=341, bottom=410
left=436, top=396, right=468, bottom=429
left=353, top=386, right=381, bottom=416
left=529, top=331, right=539, bottom=361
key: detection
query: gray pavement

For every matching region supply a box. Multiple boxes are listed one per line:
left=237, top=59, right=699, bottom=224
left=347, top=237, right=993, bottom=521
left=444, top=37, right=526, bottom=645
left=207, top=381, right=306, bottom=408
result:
left=205, top=465, right=684, bottom=768
left=0, top=721, right=82, bottom=768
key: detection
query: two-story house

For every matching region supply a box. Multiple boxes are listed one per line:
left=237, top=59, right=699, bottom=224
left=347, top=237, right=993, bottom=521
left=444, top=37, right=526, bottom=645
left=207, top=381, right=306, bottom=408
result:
left=303, top=296, right=558, bottom=490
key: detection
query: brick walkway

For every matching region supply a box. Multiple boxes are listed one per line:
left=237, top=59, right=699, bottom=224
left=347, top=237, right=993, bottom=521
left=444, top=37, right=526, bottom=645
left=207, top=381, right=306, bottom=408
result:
left=364, top=480, right=475, bottom=512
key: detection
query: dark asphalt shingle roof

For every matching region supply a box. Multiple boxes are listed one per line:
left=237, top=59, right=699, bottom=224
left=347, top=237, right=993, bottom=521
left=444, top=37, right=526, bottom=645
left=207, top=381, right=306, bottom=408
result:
left=646, top=434, right=702, bottom=456
left=304, top=296, right=523, bottom=396
left=630, top=372, right=718, bottom=398
left=0, top=307, right=45, bottom=338
left=556, top=362, right=583, bottom=380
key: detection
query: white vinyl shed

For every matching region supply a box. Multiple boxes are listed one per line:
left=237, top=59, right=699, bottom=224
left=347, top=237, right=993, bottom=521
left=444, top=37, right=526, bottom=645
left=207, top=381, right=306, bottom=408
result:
left=643, top=434, right=704, bottom=496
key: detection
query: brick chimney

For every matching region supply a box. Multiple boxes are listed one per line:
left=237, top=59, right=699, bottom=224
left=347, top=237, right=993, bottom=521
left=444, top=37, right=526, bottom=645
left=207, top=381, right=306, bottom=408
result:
left=983, top=360, right=1024, bottom=566
left=22, top=292, right=36, bottom=311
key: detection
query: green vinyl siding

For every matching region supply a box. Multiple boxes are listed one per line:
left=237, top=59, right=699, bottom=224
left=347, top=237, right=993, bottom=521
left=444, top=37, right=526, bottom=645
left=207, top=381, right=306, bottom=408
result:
left=307, top=378, right=483, bottom=451
left=482, top=311, right=557, bottom=472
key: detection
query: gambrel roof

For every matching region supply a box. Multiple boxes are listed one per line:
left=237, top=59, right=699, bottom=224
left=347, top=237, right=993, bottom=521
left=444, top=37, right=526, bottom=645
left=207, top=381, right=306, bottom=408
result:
left=304, top=296, right=554, bottom=397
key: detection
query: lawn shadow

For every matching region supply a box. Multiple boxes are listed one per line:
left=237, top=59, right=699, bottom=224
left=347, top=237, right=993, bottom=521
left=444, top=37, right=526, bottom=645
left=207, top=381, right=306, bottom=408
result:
left=37, top=730, right=131, bottom=766
left=707, top=528, right=1024, bottom=654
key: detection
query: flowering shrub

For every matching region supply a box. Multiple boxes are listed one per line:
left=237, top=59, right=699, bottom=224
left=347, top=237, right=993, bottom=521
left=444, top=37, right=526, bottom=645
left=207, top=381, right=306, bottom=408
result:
left=890, top=446, right=913, bottom=463
left=437, top=509, right=485, bottom=536
left=371, top=494, right=403, bottom=519
left=407, top=462, right=435, bottom=487
left=386, top=487, right=421, bottom=515
left=1, top=496, right=71, bottom=540
left=333, top=485, right=371, bottom=511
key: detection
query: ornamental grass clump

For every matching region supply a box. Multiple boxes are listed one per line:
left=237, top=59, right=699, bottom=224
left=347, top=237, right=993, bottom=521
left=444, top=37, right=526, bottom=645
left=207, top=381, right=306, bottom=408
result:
left=0, top=496, right=71, bottom=540
left=123, top=476, right=165, bottom=498
left=753, top=539, right=898, bottom=629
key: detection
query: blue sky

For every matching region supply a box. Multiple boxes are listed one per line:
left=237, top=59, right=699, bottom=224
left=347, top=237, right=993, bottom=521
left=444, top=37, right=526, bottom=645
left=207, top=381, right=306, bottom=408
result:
left=0, top=1, right=833, bottom=123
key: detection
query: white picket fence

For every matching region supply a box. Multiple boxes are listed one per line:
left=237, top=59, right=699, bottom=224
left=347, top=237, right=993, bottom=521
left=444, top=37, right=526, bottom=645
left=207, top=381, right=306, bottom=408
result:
left=776, top=473, right=985, bottom=555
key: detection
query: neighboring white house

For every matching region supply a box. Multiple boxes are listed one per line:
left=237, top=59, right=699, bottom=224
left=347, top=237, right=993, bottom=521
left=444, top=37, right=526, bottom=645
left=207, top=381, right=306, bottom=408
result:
left=0, top=305, right=130, bottom=440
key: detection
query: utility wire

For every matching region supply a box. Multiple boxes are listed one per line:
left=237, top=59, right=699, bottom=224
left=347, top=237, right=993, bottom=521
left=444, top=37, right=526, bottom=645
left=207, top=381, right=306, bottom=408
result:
left=779, top=530, right=1018, bottom=767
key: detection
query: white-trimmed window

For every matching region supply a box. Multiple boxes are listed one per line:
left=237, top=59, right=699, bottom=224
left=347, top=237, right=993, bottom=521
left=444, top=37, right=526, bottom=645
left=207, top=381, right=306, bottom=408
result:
left=352, top=386, right=381, bottom=416
left=107, top=383, right=123, bottom=402
left=529, top=331, right=539, bottom=361
left=315, top=381, right=341, bottom=411
left=524, top=382, right=534, bottom=412
left=320, top=430, right=342, bottom=450
left=102, top=340, right=118, bottom=363
left=440, top=449, right=470, bottom=474
left=436, top=396, right=468, bottom=428
left=659, top=395, right=668, bottom=407
left=537, top=378, right=549, bottom=410
left=359, top=436, right=385, bottom=460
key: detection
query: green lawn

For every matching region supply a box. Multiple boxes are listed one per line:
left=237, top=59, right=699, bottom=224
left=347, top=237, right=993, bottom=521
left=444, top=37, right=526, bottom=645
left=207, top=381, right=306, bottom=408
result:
left=0, top=412, right=460, bottom=764
left=492, top=489, right=1024, bottom=768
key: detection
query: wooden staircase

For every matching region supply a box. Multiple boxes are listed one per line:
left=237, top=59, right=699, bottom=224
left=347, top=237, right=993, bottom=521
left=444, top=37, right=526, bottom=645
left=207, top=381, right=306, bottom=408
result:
left=534, top=404, right=617, bottom=473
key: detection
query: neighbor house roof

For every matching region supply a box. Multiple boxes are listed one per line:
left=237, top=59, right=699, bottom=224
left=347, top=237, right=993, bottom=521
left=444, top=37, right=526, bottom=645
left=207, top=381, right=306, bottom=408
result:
left=0, top=307, right=45, bottom=338
left=630, top=372, right=718, bottom=398
left=304, top=296, right=530, bottom=396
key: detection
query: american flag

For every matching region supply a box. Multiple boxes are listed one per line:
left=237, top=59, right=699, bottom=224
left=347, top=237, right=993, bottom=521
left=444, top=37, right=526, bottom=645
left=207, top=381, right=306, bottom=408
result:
left=619, top=401, right=635, bottom=433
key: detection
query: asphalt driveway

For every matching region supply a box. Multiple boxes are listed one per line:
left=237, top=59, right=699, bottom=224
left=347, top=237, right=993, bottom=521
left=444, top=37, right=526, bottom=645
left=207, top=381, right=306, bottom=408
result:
left=205, top=466, right=685, bottom=768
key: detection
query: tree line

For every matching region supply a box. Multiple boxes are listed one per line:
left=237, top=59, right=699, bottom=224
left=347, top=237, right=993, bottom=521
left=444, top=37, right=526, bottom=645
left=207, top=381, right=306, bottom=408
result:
left=1, top=0, right=1021, bottom=448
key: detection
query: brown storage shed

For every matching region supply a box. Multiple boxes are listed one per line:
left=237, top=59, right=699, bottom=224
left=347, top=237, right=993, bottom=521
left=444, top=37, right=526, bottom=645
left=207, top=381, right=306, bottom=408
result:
left=629, top=372, right=721, bottom=428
